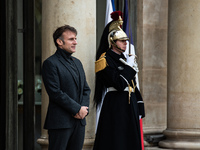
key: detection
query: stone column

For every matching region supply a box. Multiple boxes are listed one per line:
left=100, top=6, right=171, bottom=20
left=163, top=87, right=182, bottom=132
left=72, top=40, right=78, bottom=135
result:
left=137, top=0, right=168, bottom=146
left=37, top=1, right=96, bottom=150
left=159, top=0, right=200, bottom=149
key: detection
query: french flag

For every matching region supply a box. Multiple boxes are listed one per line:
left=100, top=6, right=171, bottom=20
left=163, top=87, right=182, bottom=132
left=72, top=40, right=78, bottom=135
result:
left=123, top=0, right=139, bottom=89
left=105, top=0, right=115, bottom=26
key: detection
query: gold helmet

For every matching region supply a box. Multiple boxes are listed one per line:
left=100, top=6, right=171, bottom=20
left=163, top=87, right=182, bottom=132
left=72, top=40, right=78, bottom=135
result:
left=108, top=11, right=129, bottom=49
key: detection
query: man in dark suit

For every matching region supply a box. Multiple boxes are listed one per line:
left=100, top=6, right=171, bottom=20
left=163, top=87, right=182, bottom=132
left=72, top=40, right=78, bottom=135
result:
left=42, top=25, right=91, bottom=150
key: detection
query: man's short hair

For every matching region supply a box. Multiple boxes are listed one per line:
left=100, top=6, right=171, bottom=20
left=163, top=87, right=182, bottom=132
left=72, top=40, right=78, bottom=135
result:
left=53, top=25, right=77, bottom=47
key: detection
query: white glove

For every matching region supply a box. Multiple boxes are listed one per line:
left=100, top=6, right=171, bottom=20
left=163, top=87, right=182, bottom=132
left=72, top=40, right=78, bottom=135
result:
left=126, top=55, right=135, bottom=67
left=123, top=54, right=139, bottom=72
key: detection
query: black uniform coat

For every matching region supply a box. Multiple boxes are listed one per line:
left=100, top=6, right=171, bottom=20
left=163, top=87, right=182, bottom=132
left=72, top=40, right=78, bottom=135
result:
left=93, top=49, right=145, bottom=150
left=42, top=48, right=90, bottom=129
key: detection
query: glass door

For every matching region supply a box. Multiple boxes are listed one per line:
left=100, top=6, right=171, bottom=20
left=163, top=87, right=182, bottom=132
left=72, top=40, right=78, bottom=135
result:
left=17, top=0, right=42, bottom=149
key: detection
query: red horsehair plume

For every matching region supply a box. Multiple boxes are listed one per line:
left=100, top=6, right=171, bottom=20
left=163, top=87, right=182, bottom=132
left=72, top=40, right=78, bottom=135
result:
left=110, top=11, right=123, bottom=21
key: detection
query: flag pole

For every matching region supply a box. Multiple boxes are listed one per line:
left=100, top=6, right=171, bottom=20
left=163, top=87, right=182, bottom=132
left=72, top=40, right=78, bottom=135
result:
left=128, top=1, right=144, bottom=149
left=123, top=0, right=144, bottom=149
left=128, top=0, right=131, bottom=55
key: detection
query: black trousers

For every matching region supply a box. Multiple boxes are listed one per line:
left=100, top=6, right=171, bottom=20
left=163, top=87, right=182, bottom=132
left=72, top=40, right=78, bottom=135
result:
left=48, top=121, right=85, bottom=150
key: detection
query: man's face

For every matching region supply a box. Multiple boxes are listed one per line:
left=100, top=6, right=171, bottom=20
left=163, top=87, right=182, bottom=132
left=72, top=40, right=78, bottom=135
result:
left=112, top=40, right=127, bottom=54
left=57, top=30, right=77, bottom=53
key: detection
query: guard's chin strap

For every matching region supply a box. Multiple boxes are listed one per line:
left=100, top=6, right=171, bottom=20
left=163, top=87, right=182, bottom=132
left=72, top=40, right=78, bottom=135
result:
left=116, top=45, right=126, bottom=52
left=111, top=40, right=125, bottom=52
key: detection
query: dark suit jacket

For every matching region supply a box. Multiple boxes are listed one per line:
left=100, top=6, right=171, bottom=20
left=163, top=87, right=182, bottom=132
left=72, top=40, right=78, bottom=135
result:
left=42, top=48, right=90, bottom=129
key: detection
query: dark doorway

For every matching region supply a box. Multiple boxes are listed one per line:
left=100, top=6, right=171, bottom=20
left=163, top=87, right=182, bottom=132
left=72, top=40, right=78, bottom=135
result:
left=0, top=0, right=42, bottom=149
